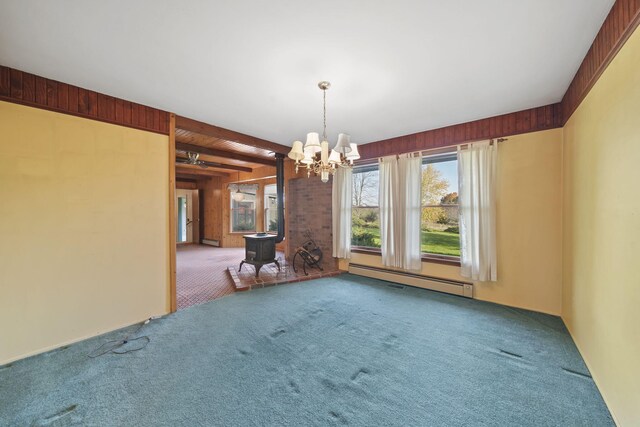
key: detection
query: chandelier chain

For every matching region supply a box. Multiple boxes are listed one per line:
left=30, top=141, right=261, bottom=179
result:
left=322, top=88, right=327, bottom=142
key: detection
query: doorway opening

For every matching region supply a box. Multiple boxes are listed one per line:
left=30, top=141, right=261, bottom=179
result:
left=170, top=115, right=287, bottom=312
left=176, top=189, right=199, bottom=244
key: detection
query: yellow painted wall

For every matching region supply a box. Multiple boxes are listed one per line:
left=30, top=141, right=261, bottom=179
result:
left=341, top=128, right=564, bottom=315
left=562, top=26, right=640, bottom=427
left=0, top=101, right=170, bottom=364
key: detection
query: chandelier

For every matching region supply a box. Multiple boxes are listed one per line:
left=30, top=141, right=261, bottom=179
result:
left=287, top=81, right=360, bottom=182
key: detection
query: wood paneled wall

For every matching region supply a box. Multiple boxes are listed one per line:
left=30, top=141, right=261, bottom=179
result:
left=202, top=177, right=224, bottom=243
left=220, top=177, right=276, bottom=248
left=0, top=65, right=170, bottom=135
left=218, top=165, right=277, bottom=247
left=176, top=180, right=198, bottom=190
left=358, top=104, right=561, bottom=160
left=199, top=162, right=297, bottom=255
left=561, top=0, right=640, bottom=123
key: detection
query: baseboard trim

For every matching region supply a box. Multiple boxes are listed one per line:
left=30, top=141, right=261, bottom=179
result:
left=348, top=263, right=473, bottom=298
left=0, top=312, right=168, bottom=366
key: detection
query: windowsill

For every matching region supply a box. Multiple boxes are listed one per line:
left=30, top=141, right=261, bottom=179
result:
left=229, top=231, right=257, bottom=235
left=420, top=253, right=461, bottom=267
left=350, top=246, right=461, bottom=267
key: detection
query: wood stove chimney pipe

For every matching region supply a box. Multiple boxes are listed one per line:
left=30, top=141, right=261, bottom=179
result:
left=275, top=153, right=285, bottom=243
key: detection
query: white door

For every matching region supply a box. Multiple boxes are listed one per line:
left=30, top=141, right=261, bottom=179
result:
left=176, top=189, right=194, bottom=243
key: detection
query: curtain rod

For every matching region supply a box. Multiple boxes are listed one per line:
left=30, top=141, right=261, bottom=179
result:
left=355, top=138, right=509, bottom=166
left=418, top=137, right=507, bottom=156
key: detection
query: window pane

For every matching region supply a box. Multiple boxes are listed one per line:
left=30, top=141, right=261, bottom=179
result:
left=421, top=207, right=460, bottom=256
left=352, top=166, right=381, bottom=248
left=264, top=184, right=278, bottom=232
left=421, top=156, right=460, bottom=257
left=422, top=157, right=458, bottom=205
left=352, top=168, right=379, bottom=207
left=231, top=191, right=256, bottom=232
left=352, top=207, right=381, bottom=248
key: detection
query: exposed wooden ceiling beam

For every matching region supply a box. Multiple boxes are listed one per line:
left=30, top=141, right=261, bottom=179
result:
left=176, top=142, right=276, bottom=166
left=176, top=174, right=212, bottom=181
left=175, top=115, right=290, bottom=155
left=176, top=177, right=201, bottom=183
left=176, top=156, right=252, bottom=173
left=176, top=166, right=230, bottom=177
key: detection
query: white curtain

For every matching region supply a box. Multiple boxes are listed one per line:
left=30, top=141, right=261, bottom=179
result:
left=379, top=156, right=398, bottom=265
left=398, top=154, right=423, bottom=270
left=457, top=141, right=498, bottom=281
left=379, top=154, right=422, bottom=270
left=332, top=166, right=352, bottom=258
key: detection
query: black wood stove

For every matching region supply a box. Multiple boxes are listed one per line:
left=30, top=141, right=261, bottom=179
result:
left=239, top=234, right=281, bottom=277
left=238, top=153, right=286, bottom=278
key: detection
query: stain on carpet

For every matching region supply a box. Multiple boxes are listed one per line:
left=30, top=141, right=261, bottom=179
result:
left=33, top=404, right=78, bottom=426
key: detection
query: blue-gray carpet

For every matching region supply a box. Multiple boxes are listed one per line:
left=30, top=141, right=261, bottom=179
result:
left=0, top=274, right=612, bottom=426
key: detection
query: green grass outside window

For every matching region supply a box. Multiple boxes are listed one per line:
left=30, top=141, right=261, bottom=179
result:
left=351, top=224, right=460, bottom=257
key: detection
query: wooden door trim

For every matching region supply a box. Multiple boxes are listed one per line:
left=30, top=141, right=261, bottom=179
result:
left=169, top=113, right=177, bottom=313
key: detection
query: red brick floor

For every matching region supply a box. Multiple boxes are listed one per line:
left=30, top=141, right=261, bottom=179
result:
left=177, top=244, right=343, bottom=309
left=176, top=245, right=243, bottom=310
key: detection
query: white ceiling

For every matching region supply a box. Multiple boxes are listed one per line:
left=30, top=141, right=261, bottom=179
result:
left=0, top=1, right=613, bottom=146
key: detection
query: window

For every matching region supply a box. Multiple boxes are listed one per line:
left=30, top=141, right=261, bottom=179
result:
left=421, top=153, right=460, bottom=257
left=230, top=190, right=256, bottom=232
left=264, top=184, right=278, bottom=233
left=350, top=153, right=461, bottom=259
left=351, top=165, right=381, bottom=248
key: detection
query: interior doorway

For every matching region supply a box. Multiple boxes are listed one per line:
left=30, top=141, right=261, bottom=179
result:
left=176, top=189, right=199, bottom=244
left=175, top=184, right=235, bottom=310
left=170, top=115, right=283, bottom=312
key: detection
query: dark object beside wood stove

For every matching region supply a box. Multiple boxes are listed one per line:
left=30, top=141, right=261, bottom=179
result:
left=292, top=231, right=323, bottom=276
left=240, top=234, right=280, bottom=277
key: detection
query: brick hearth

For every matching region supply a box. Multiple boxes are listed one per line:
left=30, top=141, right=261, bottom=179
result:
left=227, top=251, right=341, bottom=291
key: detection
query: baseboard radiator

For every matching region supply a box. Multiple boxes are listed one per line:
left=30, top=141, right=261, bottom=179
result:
left=201, top=239, right=220, bottom=247
left=348, top=263, right=473, bottom=298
